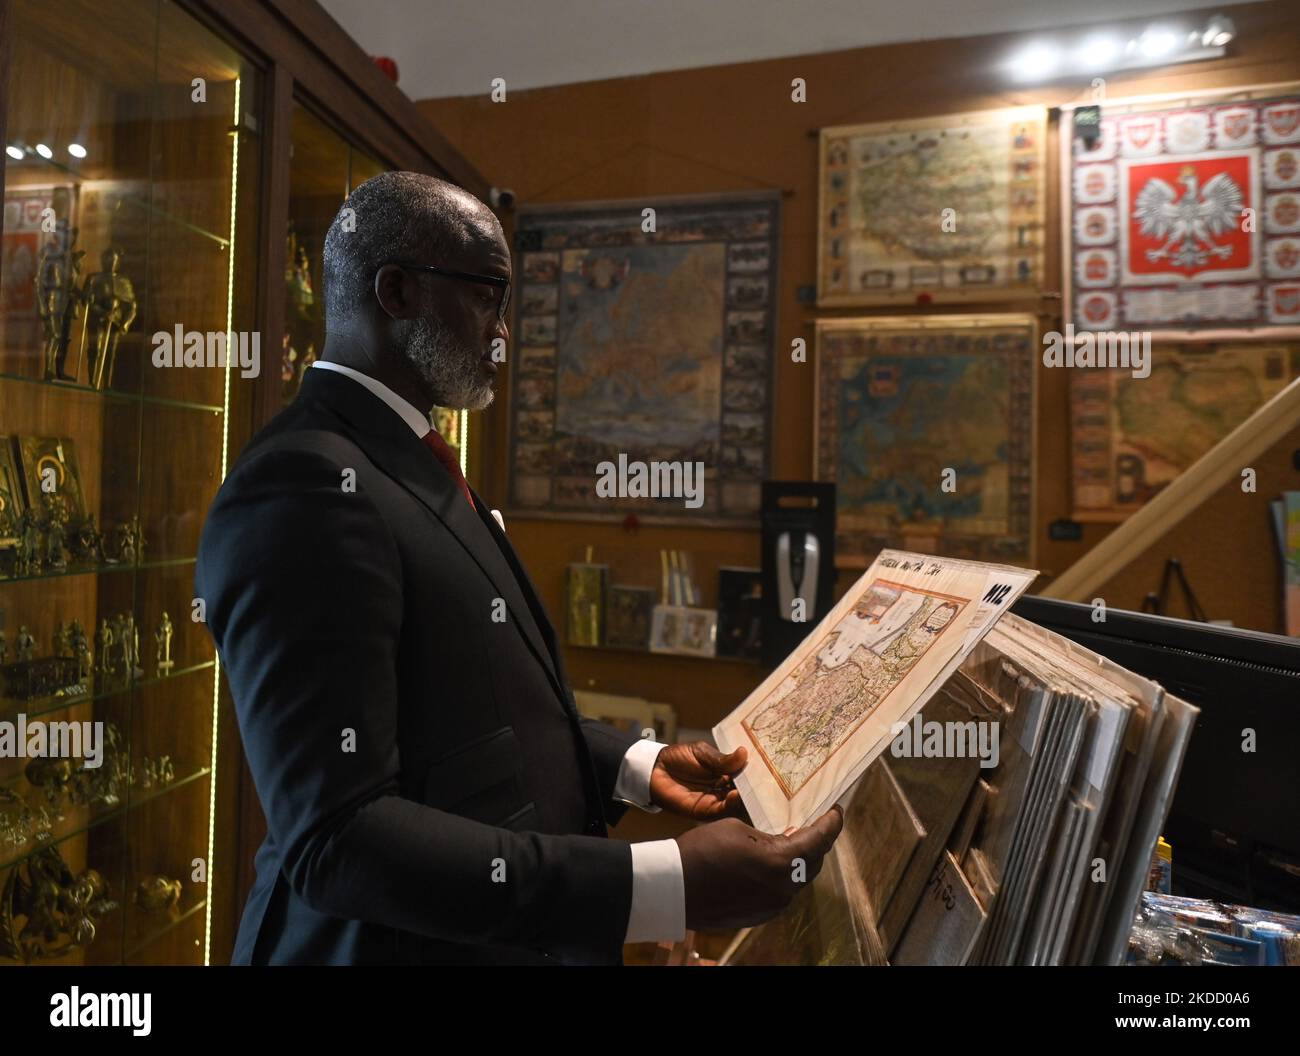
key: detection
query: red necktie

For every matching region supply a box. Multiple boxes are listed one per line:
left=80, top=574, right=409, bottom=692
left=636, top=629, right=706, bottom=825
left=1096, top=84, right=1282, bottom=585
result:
left=422, top=429, right=475, bottom=512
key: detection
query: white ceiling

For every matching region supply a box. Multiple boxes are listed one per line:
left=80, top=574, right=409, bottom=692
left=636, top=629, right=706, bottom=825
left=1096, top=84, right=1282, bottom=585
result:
left=319, top=0, right=1256, bottom=101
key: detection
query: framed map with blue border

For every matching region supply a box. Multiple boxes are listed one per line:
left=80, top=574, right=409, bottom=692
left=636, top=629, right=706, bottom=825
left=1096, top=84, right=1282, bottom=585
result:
left=814, top=314, right=1037, bottom=568
left=507, top=192, right=779, bottom=524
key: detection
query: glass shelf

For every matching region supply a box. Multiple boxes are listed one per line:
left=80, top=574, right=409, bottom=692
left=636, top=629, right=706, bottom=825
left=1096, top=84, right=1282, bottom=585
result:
left=4, top=658, right=216, bottom=723
left=0, top=554, right=196, bottom=587
left=0, top=370, right=226, bottom=414
left=125, top=897, right=208, bottom=962
left=0, top=761, right=211, bottom=873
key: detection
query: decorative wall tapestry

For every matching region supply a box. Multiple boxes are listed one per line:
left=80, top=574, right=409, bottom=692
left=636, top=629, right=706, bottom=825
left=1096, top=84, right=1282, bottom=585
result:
left=814, top=315, right=1036, bottom=568
left=1070, top=342, right=1300, bottom=520
left=1063, top=83, right=1300, bottom=338
left=818, top=107, right=1046, bottom=307
left=508, top=192, right=779, bottom=522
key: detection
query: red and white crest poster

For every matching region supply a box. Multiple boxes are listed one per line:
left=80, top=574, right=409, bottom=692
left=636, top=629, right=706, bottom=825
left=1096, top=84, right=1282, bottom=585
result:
left=1066, top=84, right=1300, bottom=337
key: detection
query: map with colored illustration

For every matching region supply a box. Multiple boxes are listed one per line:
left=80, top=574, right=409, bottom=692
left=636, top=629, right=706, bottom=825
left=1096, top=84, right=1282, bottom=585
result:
left=816, top=320, right=1035, bottom=565
left=554, top=243, right=723, bottom=475
left=819, top=108, right=1044, bottom=305
left=1070, top=344, right=1299, bottom=518
left=744, top=583, right=965, bottom=796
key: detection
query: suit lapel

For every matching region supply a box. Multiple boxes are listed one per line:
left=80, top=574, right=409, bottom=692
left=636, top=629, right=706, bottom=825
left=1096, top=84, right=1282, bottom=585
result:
left=470, top=490, right=577, bottom=714
left=300, top=369, right=566, bottom=704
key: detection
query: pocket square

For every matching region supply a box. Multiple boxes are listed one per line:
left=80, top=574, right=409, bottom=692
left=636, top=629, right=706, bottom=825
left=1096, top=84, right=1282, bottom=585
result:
left=491, top=509, right=505, bottom=531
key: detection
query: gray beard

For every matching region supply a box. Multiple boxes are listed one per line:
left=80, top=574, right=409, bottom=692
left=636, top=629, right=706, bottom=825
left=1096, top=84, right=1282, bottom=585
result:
left=403, top=315, right=495, bottom=411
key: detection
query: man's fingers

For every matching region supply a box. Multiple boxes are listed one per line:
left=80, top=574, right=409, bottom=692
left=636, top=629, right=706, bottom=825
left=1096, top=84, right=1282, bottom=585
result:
left=782, top=805, right=844, bottom=861
left=692, top=741, right=747, bottom=775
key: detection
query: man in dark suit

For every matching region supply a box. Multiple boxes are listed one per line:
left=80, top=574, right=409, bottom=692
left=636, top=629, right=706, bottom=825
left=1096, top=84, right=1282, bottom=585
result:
left=197, top=172, right=842, bottom=965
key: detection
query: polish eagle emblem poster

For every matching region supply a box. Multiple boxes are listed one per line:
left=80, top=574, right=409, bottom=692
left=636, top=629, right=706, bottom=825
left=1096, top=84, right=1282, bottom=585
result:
left=1064, top=84, right=1300, bottom=338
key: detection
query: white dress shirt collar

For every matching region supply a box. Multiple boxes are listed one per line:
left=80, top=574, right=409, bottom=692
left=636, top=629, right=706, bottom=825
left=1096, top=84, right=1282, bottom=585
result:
left=311, top=360, right=431, bottom=438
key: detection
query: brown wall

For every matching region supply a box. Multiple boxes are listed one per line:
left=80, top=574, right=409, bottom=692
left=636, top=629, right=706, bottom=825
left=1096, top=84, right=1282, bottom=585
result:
left=419, top=1, right=1300, bottom=735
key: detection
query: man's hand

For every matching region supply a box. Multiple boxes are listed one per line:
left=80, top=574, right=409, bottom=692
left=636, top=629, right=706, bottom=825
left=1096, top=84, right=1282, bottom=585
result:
left=649, top=742, right=748, bottom=820
left=675, top=807, right=844, bottom=931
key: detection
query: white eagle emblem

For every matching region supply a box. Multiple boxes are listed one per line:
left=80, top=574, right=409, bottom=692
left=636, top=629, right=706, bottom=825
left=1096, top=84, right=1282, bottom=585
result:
left=1133, top=164, right=1243, bottom=269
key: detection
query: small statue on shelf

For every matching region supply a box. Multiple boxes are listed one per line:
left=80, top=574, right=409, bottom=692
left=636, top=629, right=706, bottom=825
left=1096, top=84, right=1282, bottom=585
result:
left=68, top=620, right=90, bottom=680
left=15, top=625, right=36, bottom=662
left=15, top=509, right=41, bottom=576
left=82, top=245, right=138, bottom=392
left=130, top=614, right=142, bottom=678
left=51, top=621, right=71, bottom=658
left=111, top=612, right=141, bottom=680
left=108, top=518, right=143, bottom=565
left=35, top=226, right=85, bottom=383
left=68, top=513, right=104, bottom=566
left=109, top=614, right=128, bottom=678
left=25, top=757, right=73, bottom=813
left=0, top=845, right=117, bottom=962
left=154, top=611, right=174, bottom=675
left=134, top=874, right=182, bottom=914
left=0, top=631, right=7, bottom=664
left=95, top=618, right=113, bottom=678
left=44, top=516, right=67, bottom=571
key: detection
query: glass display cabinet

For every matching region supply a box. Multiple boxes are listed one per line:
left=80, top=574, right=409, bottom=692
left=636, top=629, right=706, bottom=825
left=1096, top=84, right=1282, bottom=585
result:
left=0, top=0, right=262, bottom=965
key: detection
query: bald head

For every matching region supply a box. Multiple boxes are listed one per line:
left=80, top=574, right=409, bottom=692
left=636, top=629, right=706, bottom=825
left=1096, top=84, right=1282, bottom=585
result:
left=322, top=171, right=499, bottom=326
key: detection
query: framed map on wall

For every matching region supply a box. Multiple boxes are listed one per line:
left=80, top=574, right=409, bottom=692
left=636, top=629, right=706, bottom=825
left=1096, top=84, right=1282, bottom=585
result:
left=1070, top=342, right=1300, bottom=520
left=817, top=107, right=1046, bottom=307
left=508, top=192, right=779, bottom=523
left=814, top=315, right=1036, bottom=568
left=1062, top=82, right=1300, bottom=339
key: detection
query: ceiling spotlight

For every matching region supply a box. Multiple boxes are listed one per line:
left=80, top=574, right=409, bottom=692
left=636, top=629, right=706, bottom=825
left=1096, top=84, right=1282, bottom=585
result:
left=34, top=143, right=52, bottom=159
left=68, top=143, right=87, bottom=158
left=1139, top=27, right=1180, bottom=59
left=1077, top=36, right=1120, bottom=70
left=1013, top=43, right=1060, bottom=80
left=5, top=145, right=24, bottom=161
left=1203, top=14, right=1235, bottom=47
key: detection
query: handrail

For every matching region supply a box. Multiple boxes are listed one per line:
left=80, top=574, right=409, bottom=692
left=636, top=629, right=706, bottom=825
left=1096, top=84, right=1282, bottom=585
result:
left=1043, top=376, right=1300, bottom=600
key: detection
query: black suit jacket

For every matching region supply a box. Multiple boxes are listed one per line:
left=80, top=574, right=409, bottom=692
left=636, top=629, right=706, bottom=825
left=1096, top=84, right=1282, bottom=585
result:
left=196, top=365, right=642, bottom=965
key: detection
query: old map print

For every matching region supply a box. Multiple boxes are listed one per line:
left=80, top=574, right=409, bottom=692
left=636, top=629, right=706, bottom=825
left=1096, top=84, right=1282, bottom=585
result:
left=815, top=315, right=1036, bottom=566
left=508, top=193, right=779, bottom=522
left=715, top=552, right=1037, bottom=834
left=1070, top=342, right=1300, bottom=519
left=745, top=581, right=967, bottom=796
left=818, top=107, right=1045, bottom=306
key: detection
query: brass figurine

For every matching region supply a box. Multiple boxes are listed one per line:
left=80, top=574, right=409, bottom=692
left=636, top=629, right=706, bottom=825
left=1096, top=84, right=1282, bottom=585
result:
left=95, top=618, right=113, bottom=678
left=15, top=509, right=41, bottom=575
left=155, top=611, right=174, bottom=675
left=133, top=874, right=182, bottom=914
left=15, top=625, right=36, bottom=662
left=35, top=227, right=85, bottom=383
left=82, top=246, right=137, bottom=391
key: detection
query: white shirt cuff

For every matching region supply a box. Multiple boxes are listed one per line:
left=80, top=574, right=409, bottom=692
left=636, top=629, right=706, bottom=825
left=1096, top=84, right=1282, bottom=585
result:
left=626, top=839, right=687, bottom=943
left=613, top=737, right=667, bottom=813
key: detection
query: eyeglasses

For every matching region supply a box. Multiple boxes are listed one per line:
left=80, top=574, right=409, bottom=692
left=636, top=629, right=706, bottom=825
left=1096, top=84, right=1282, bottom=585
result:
left=386, top=261, right=511, bottom=323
